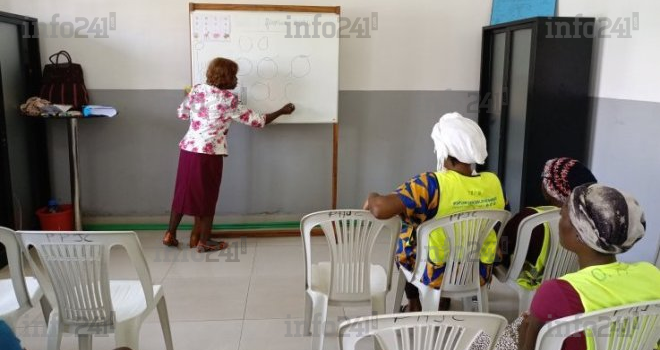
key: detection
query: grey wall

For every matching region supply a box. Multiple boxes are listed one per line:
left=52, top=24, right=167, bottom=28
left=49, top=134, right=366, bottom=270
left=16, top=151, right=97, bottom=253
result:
left=47, top=90, right=477, bottom=216
left=46, top=91, right=660, bottom=261
left=588, top=97, right=660, bottom=263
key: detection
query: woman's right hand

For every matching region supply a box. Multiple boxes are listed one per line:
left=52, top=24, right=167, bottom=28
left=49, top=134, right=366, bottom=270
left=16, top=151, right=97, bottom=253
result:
left=280, top=103, right=295, bottom=115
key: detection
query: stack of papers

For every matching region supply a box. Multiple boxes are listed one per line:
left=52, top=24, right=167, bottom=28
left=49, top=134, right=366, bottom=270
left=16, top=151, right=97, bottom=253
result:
left=40, top=104, right=74, bottom=116
left=83, top=105, right=117, bottom=117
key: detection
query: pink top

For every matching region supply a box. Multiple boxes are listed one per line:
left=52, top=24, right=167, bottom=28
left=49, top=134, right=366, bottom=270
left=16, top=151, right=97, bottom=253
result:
left=530, top=279, right=586, bottom=350
left=177, top=84, right=265, bottom=155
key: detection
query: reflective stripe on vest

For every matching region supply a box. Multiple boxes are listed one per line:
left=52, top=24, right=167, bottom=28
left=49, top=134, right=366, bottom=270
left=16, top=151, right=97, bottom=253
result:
left=560, top=262, right=660, bottom=350
left=428, top=170, right=505, bottom=265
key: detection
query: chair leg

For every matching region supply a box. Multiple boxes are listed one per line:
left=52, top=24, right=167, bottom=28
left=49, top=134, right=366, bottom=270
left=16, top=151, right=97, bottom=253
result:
left=419, top=286, right=441, bottom=312
left=157, top=297, right=174, bottom=350
left=393, top=273, right=406, bottom=313
left=310, top=294, right=328, bottom=350
left=517, top=289, right=534, bottom=315
left=40, top=296, right=53, bottom=325
left=371, top=294, right=386, bottom=316
left=478, top=287, right=489, bottom=313
left=463, top=297, right=473, bottom=312
left=46, top=313, right=62, bottom=350
left=78, top=334, right=93, bottom=350
left=371, top=295, right=387, bottom=350
left=115, top=321, right=140, bottom=350
left=304, top=291, right=313, bottom=336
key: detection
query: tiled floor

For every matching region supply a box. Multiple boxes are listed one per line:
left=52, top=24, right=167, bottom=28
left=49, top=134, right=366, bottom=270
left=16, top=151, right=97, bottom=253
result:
left=2, top=231, right=519, bottom=350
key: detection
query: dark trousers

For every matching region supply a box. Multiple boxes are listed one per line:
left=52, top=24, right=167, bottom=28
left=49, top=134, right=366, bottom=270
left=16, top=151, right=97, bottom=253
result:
left=404, top=282, right=419, bottom=299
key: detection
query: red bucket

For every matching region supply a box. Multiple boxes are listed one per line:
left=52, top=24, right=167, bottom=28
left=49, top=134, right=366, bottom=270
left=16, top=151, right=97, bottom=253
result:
left=36, top=204, right=74, bottom=231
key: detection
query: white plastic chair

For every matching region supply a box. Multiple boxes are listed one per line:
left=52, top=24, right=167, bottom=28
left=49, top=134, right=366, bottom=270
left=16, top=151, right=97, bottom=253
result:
left=393, top=209, right=511, bottom=313
left=0, top=226, right=51, bottom=330
left=18, top=231, right=174, bottom=350
left=301, top=210, right=401, bottom=350
left=339, top=311, right=507, bottom=350
left=536, top=300, right=660, bottom=350
left=494, top=208, right=579, bottom=314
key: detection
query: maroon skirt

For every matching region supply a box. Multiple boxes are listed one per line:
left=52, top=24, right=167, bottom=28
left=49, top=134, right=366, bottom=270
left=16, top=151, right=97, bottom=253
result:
left=171, top=149, right=224, bottom=216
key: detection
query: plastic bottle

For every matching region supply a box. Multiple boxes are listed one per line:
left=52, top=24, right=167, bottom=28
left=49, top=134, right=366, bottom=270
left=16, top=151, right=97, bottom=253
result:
left=47, top=199, right=59, bottom=213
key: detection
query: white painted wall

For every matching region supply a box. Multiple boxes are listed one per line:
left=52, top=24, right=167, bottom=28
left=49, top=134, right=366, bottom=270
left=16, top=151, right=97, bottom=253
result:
left=557, top=0, right=660, bottom=103
left=3, top=0, right=492, bottom=91
left=5, top=0, right=658, bottom=101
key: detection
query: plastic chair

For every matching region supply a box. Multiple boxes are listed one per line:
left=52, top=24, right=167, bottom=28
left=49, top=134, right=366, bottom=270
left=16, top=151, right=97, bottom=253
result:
left=338, top=311, right=507, bottom=350
left=493, top=208, right=578, bottom=314
left=0, top=226, right=51, bottom=330
left=17, top=231, right=174, bottom=350
left=393, top=209, right=511, bottom=313
left=536, top=300, right=660, bottom=350
left=301, top=210, right=401, bottom=350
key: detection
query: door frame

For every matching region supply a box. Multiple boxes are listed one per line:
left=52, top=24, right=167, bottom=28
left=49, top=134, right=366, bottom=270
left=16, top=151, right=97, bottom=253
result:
left=0, top=11, right=47, bottom=230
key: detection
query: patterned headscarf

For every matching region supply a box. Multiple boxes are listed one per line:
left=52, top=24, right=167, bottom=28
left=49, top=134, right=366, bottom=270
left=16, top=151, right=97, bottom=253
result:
left=568, top=184, right=646, bottom=254
left=542, top=157, right=597, bottom=204
left=430, top=112, right=488, bottom=171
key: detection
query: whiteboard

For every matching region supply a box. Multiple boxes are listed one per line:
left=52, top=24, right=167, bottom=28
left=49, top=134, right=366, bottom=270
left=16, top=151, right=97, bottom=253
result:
left=190, top=9, right=339, bottom=123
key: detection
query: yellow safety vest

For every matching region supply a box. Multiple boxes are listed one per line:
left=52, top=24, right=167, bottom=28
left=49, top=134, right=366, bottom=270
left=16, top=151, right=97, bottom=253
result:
left=428, top=170, right=505, bottom=265
left=516, top=206, right=556, bottom=290
left=560, top=262, right=660, bottom=350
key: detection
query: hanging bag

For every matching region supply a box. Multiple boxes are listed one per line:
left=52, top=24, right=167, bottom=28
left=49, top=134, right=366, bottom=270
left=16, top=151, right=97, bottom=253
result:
left=39, top=50, right=89, bottom=109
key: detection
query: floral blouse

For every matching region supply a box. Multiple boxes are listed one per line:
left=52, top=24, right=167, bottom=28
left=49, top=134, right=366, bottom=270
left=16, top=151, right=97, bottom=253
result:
left=177, top=84, right=266, bottom=155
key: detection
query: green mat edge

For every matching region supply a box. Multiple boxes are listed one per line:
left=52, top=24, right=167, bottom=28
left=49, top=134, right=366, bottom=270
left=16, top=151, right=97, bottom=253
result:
left=83, top=221, right=301, bottom=231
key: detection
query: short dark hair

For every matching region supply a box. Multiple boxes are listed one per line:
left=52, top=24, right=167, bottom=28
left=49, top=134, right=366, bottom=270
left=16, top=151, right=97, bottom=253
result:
left=206, top=57, right=238, bottom=89
left=447, top=156, right=460, bottom=165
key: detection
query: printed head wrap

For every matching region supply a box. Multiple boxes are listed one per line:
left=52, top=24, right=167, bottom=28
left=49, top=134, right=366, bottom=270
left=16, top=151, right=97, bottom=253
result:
left=568, top=184, right=645, bottom=254
left=542, top=157, right=597, bottom=204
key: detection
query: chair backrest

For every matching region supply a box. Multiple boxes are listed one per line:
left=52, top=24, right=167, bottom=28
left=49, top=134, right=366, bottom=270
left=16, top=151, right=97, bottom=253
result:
left=300, top=210, right=401, bottom=302
left=17, top=231, right=155, bottom=327
left=0, top=227, right=32, bottom=310
left=338, top=311, right=508, bottom=350
left=536, top=300, right=660, bottom=350
left=414, top=210, right=511, bottom=293
left=506, top=208, right=578, bottom=283
left=533, top=210, right=579, bottom=281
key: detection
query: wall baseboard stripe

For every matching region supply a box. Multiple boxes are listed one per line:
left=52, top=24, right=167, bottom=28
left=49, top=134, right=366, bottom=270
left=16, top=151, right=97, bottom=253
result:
left=83, top=221, right=301, bottom=231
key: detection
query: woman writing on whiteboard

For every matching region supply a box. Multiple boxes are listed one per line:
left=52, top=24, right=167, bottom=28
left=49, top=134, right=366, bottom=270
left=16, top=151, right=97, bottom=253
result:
left=163, top=57, right=295, bottom=252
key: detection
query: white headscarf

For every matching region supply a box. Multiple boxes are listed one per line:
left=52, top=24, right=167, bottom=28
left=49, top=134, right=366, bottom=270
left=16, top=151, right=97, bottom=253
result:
left=430, top=112, right=488, bottom=171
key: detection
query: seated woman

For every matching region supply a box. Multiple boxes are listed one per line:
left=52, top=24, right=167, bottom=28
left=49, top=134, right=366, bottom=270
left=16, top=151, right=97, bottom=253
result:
left=499, top=157, right=597, bottom=289
left=512, top=184, right=660, bottom=350
left=363, top=112, right=505, bottom=312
